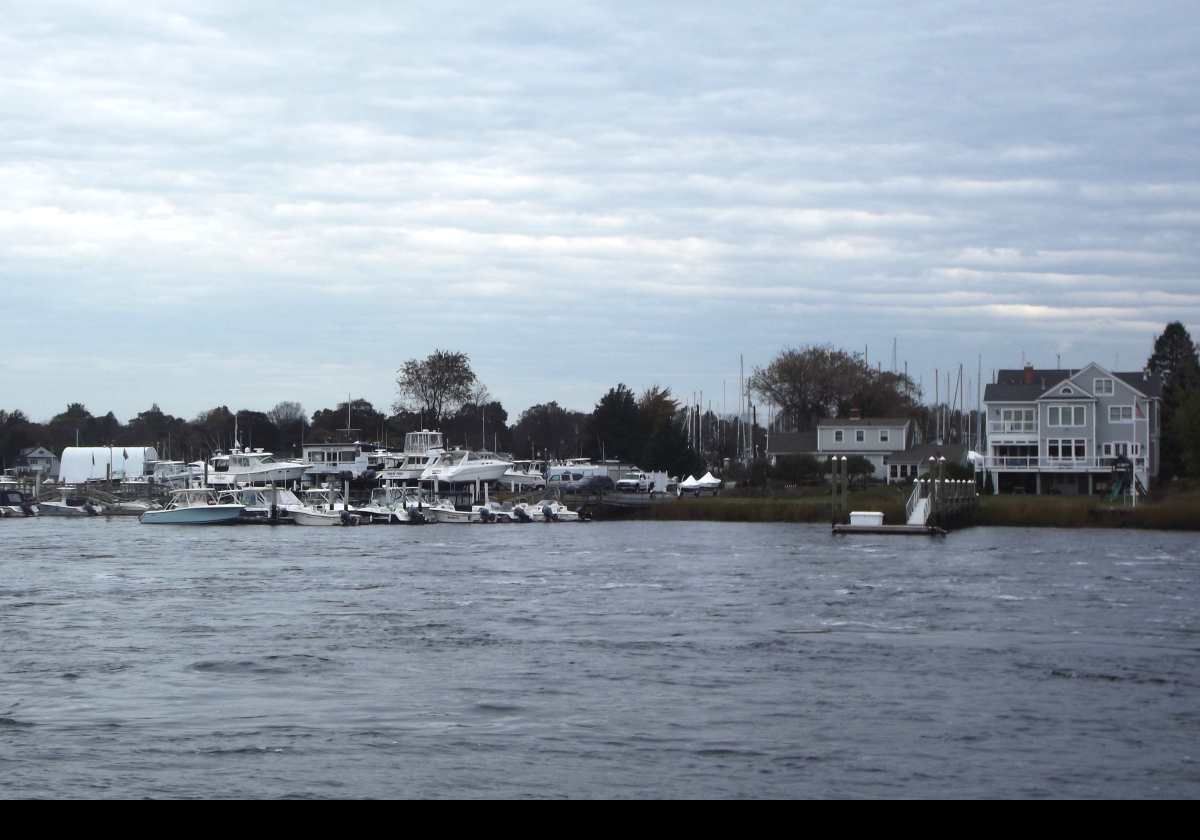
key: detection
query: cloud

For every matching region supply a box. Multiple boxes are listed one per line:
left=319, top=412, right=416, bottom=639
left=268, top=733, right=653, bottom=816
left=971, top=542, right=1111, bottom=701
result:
left=0, top=1, right=1197, bottom=421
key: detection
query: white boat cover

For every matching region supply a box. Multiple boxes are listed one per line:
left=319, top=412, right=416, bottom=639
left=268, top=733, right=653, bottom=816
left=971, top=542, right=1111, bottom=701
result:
left=59, top=446, right=159, bottom=484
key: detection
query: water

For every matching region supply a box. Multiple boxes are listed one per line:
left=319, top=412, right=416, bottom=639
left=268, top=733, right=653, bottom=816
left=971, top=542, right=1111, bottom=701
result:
left=2, top=518, right=1198, bottom=798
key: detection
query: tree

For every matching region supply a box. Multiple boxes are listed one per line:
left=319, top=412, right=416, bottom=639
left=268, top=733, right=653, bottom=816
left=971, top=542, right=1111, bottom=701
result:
left=394, top=350, right=477, bottom=426
left=310, top=399, right=386, bottom=443
left=1173, top=391, right=1200, bottom=479
left=589, top=384, right=640, bottom=462
left=1148, top=323, right=1200, bottom=480
left=512, top=402, right=588, bottom=460
left=749, top=345, right=871, bottom=431
left=267, top=401, right=308, bottom=455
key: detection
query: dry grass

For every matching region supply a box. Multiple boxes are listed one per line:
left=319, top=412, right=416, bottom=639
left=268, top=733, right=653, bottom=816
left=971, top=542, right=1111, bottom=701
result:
left=632, top=488, right=1200, bottom=529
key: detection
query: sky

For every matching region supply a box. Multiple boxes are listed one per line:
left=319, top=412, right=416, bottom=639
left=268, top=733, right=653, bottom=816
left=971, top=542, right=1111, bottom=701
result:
left=2, top=1, right=1198, bottom=424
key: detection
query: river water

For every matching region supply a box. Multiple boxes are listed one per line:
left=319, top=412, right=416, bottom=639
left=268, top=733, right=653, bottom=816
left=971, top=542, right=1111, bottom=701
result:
left=1, top=517, right=1197, bottom=798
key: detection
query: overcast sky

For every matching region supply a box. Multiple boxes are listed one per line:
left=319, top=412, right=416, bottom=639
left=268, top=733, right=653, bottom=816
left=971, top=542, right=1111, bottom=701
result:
left=3, top=1, right=1198, bottom=424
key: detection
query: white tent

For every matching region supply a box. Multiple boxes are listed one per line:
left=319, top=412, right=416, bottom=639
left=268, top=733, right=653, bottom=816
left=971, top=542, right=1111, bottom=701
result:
left=697, top=472, right=722, bottom=488
left=680, top=475, right=699, bottom=490
left=59, top=446, right=159, bottom=484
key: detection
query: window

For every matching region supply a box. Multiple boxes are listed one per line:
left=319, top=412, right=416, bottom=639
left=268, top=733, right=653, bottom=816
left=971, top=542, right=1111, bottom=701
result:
left=879, top=430, right=890, bottom=443
left=834, top=430, right=844, bottom=443
left=1048, top=440, right=1059, bottom=458
left=1103, top=443, right=1113, bottom=457
left=1062, top=387, right=1073, bottom=395
left=1049, top=405, right=1085, bottom=426
left=1109, top=405, right=1134, bottom=423
left=1074, top=440, right=1086, bottom=459
left=855, top=430, right=865, bottom=443
left=1094, top=378, right=1114, bottom=395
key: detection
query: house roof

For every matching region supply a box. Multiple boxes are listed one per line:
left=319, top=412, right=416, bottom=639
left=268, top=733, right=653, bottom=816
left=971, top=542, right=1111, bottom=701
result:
left=767, top=431, right=818, bottom=455
left=888, top=443, right=970, bottom=465
left=816, top=417, right=912, bottom=427
left=986, top=367, right=1163, bottom=402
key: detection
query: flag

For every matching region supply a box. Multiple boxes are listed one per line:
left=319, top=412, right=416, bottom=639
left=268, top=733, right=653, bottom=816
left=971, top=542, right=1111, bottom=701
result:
left=123, top=449, right=128, bottom=460
left=91, top=453, right=95, bottom=465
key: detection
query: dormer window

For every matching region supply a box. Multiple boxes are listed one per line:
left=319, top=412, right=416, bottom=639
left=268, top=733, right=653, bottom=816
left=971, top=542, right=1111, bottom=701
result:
left=1061, top=387, right=1073, bottom=395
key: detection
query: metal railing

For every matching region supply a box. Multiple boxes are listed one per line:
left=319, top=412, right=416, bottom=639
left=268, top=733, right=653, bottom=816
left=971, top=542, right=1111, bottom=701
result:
left=982, top=456, right=1147, bottom=470
left=904, top=479, right=923, bottom=523
left=988, top=421, right=1038, bottom=434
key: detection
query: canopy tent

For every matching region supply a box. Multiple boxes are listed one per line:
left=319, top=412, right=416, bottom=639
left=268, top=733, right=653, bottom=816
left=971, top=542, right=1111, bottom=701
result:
left=697, top=472, right=722, bottom=488
left=680, top=475, right=699, bottom=489
left=59, top=446, right=159, bottom=484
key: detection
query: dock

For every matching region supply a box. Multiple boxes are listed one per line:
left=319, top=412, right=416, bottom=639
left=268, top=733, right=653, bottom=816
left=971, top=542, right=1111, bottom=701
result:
left=832, top=523, right=947, bottom=536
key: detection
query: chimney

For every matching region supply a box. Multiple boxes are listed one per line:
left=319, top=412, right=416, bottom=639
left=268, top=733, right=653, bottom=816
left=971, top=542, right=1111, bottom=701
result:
left=849, top=407, right=862, bottom=421
left=1023, top=363, right=1035, bottom=385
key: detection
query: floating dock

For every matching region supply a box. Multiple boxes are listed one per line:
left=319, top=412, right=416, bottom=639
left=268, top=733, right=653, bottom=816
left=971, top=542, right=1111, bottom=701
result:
left=832, top=523, right=946, bottom=536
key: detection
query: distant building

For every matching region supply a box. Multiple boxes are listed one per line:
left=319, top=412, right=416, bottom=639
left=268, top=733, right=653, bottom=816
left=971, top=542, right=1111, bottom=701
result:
left=765, top=431, right=818, bottom=466
left=981, top=363, right=1161, bottom=495
left=816, top=412, right=914, bottom=479
left=17, top=447, right=59, bottom=480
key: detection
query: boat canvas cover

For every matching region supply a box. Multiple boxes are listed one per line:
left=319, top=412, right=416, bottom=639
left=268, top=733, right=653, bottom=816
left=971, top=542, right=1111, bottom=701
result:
left=59, top=446, right=160, bottom=484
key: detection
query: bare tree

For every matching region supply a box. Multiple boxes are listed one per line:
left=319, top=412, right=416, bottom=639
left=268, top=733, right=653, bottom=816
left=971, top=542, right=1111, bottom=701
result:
left=394, top=350, right=478, bottom=426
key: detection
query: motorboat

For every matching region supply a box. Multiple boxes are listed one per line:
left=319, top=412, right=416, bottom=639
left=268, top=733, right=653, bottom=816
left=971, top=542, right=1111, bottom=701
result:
left=420, top=449, right=512, bottom=485
left=140, top=489, right=244, bottom=525
left=423, top=498, right=476, bottom=523
left=39, top=497, right=101, bottom=517
left=355, top=487, right=429, bottom=524
left=292, top=487, right=363, bottom=526
left=472, top=501, right=520, bottom=523
left=377, top=430, right=446, bottom=485
left=501, top=460, right=547, bottom=491
left=204, top=448, right=310, bottom=487
left=0, top=487, right=37, bottom=517
left=102, top=500, right=162, bottom=516
left=513, top=499, right=582, bottom=522
left=217, top=487, right=305, bottom=523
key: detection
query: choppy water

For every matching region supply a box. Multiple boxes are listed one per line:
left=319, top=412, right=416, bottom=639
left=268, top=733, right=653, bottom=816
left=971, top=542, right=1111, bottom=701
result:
left=1, top=517, right=1198, bottom=798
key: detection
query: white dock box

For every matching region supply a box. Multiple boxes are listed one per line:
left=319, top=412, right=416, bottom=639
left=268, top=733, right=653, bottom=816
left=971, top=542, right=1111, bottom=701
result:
left=849, top=511, right=884, bottom=526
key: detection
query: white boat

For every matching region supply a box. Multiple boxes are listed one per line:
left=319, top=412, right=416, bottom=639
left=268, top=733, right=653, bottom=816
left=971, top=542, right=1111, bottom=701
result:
left=217, top=487, right=305, bottom=522
left=0, top=487, right=37, bottom=517
left=354, top=487, right=430, bottom=524
left=205, top=449, right=310, bottom=487
left=291, top=488, right=363, bottom=526
left=501, top=460, right=547, bottom=490
left=424, top=499, right=476, bottom=523
left=472, top=501, right=521, bottom=523
left=420, top=449, right=512, bottom=485
left=102, top=500, right=162, bottom=516
left=39, top=498, right=101, bottom=517
left=377, top=430, right=445, bottom=485
left=140, top=489, right=244, bottom=525
left=514, top=499, right=582, bottom=522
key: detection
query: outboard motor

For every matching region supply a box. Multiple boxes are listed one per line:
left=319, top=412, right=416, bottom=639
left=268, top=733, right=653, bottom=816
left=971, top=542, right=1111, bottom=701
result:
left=340, top=510, right=360, bottom=526
left=408, top=510, right=427, bottom=525
left=541, top=504, right=557, bottom=522
left=478, top=507, right=495, bottom=523
left=513, top=506, right=532, bottom=523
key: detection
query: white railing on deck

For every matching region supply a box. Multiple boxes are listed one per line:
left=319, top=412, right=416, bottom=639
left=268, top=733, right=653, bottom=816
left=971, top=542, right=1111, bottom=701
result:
left=988, top=421, right=1038, bottom=434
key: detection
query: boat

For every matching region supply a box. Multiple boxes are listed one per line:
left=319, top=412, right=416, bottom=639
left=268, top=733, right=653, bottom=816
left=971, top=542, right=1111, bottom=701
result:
left=354, top=487, right=429, bottom=524
left=420, top=449, right=512, bottom=485
left=38, top=497, right=101, bottom=517
left=377, top=430, right=446, bottom=485
left=216, top=486, right=305, bottom=523
left=472, top=501, right=520, bottom=522
left=140, top=489, right=244, bottom=525
left=204, top=448, right=310, bottom=488
left=513, top=499, right=582, bottom=522
left=423, top=498, right=476, bottom=523
left=0, top=487, right=37, bottom=517
left=500, top=460, right=547, bottom=491
left=102, top=500, right=162, bottom=516
left=291, top=488, right=363, bottom=526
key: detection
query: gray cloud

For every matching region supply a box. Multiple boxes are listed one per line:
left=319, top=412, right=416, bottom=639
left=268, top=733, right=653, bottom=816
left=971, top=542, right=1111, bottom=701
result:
left=1, top=1, right=1197, bottom=422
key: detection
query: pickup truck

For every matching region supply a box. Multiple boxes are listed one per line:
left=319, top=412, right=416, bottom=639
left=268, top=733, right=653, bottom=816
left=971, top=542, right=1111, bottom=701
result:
left=615, top=470, right=651, bottom=492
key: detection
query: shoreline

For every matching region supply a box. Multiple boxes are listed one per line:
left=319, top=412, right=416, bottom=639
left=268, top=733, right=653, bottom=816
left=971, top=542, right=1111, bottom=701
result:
left=623, top=491, right=1200, bottom=530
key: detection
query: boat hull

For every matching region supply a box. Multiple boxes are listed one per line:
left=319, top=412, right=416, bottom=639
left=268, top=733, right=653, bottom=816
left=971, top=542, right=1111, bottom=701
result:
left=292, top=509, right=362, bottom=526
left=140, top=505, right=244, bottom=525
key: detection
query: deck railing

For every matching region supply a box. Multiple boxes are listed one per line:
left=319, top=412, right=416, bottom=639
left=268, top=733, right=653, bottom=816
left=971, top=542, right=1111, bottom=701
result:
left=988, top=421, right=1038, bottom=434
left=982, top=457, right=1147, bottom=471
